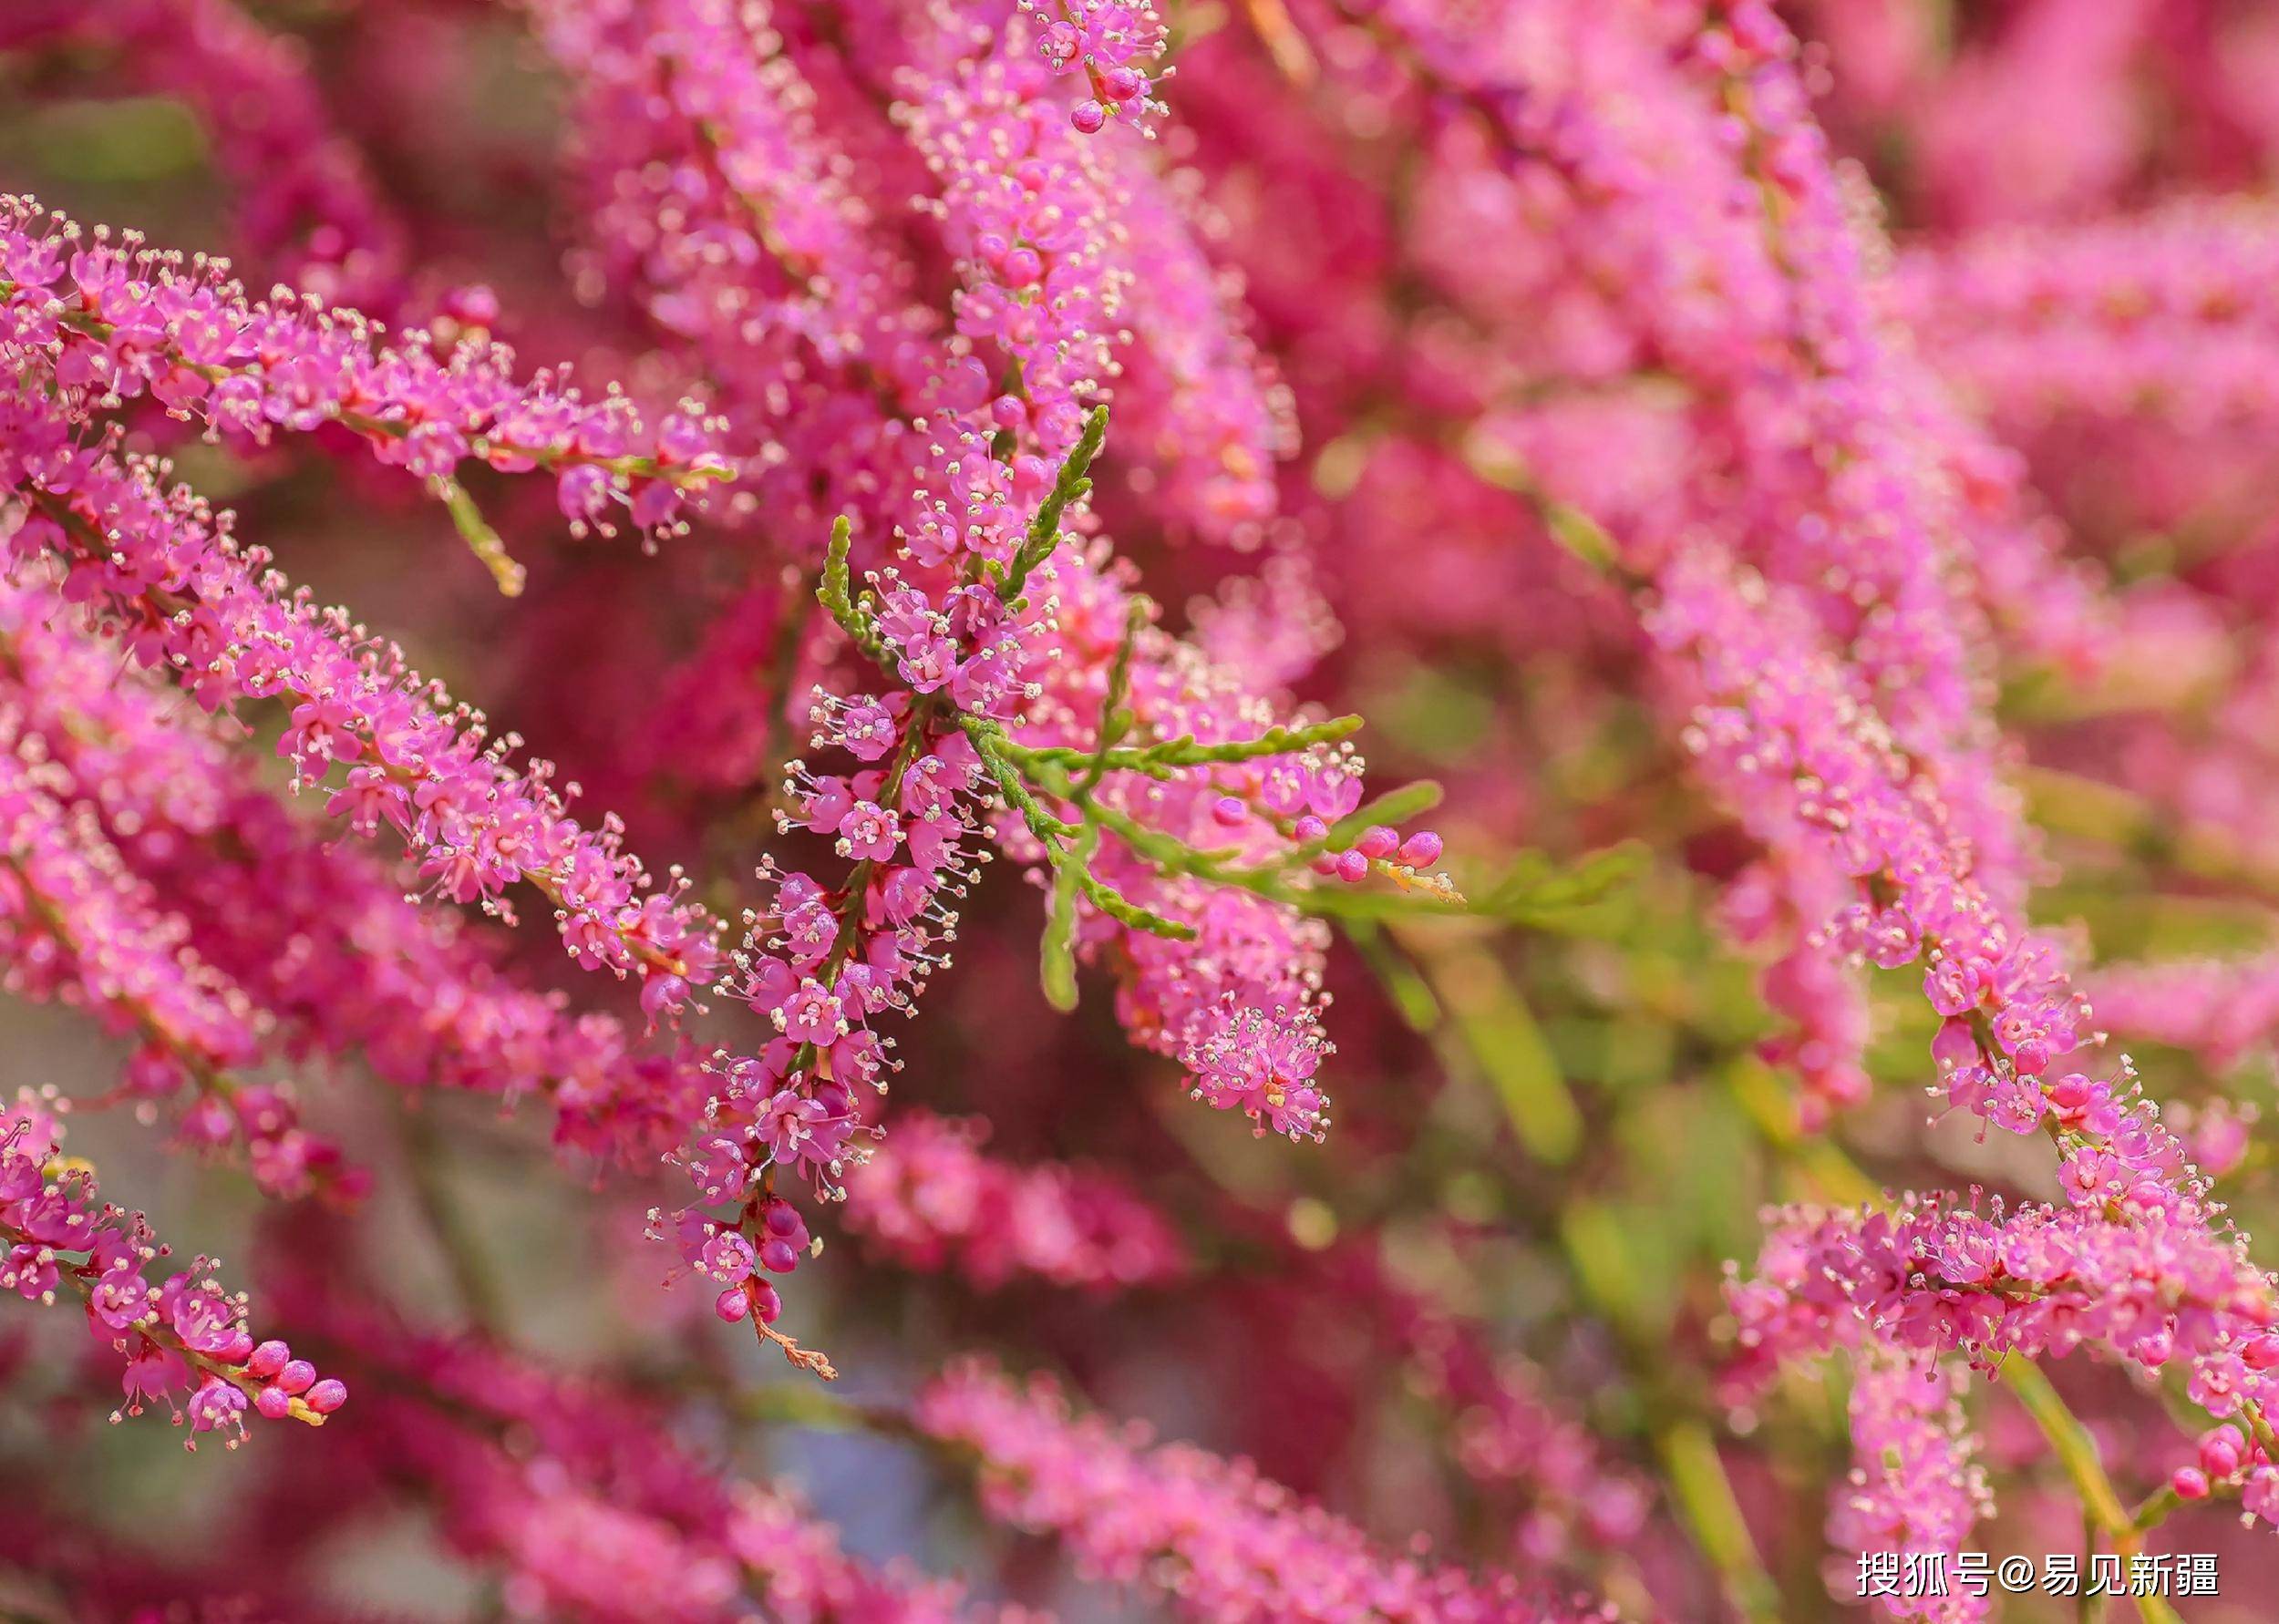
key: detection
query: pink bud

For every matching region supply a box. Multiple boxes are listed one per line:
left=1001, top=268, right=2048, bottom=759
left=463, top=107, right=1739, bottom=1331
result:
left=753, top=1282, right=783, bottom=1323
left=305, top=1379, right=348, bottom=1414
left=2047, top=1073, right=2093, bottom=1112
left=443, top=283, right=500, bottom=327
left=715, top=1287, right=750, bottom=1322
left=2172, top=1466, right=2211, bottom=1500
left=760, top=1239, right=799, bottom=1274
left=1071, top=100, right=1108, bottom=134
left=1397, top=831, right=1442, bottom=868
left=2200, top=1425, right=2244, bottom=1479
left=1212, top=796, right=1247, bottom=827
left=1334, top=849, right=1368, bottom=883
left=1293, top=815, right=1328, bottom=844
left=1356, top=826, right=1397, bottom=860
left=2243, top=1333, right=2279, bottom=1371
left=247, top=1341, right=290, bottom=1379
left=255, top=1385, right=294, bottom=1421
left=277, top=1360, right=316, bottom=1396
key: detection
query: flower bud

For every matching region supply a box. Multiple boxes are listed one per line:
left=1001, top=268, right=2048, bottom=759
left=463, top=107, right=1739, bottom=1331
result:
left=2200, top=1426, right=2244, bottom=1479
left=1397, top=831, right=1442, bottom=869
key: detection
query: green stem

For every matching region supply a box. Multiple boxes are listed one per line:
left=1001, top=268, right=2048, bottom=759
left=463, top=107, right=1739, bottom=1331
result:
left=2129, top=1483, right=2182, bottom=1535
left=2006, top=1360, right=2131, bottom=1536
left=437, top=475, right=525, bottom=598
left=999, top=715, right=1364, bottom=776
left=1655, top=1419, right=1784, bottom=1624
left=2006, top=1360, right=2186, bottom=1624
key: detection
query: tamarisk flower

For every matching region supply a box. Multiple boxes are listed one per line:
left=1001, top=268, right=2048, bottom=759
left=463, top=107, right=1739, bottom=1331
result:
left=540, top=0, right=1286, bottom=552
left=0, top=733, right=349, bottom=1195
left=0, top=384, right=730, bottom=1035
left=899, top=14, right=1122, bottom=468
left=995, top=556, right=1435, bottom=1141
left=1727, top=1187, right=2271, bottom=1393
left=1897, top=202, right=2279, bottom=436
left=917, top=1360, right=1612, bottom=1622
left=0, top=1093, right=342, bottom=1444
left=0, top=199, right=731, bottom=589
left=663, top=416, right=1444, bottom=1364
left=1336, top=0, right=2070, bottom=744
left=1645, top=547, right=2085, bottom=1126
left=1673, top=5, right=2057, bottom=876
left=1829, top=1352, right=1992, bottom=1624
left=842, top=1112, right=1185, bottom=1290
left=1106, top=163, right=1295, bottom=548
left=907, top=10, right=1285, bottom=542
left=2087, top=952, right=2279, bottom=1075
left=1253, top=0, right=2101, bottom=1107
left=0, top=581, right=712, bottom=1163
left=1725, top=1113, right=2279, bottom=1522
left=657, top=435, right=1105, bottom=1362
left=533, top=0, right=965, bottom=552
left=280, top=1290, right=981, bottom=1622
left=1020, top=0, right=1167, bottom=135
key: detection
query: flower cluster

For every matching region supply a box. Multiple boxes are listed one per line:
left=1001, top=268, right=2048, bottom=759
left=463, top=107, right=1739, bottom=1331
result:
left=0, top=1094, right=340, bottom=1444
left=1896, top=203, right=2279, bottom=436
left=0, top=383, right=731, bottom=1031
left=2088, top=952, right=2279, bottom=1074
left=915, top=1360, right=1612, bottom=1622
left=15, top=0, right=2279, bottom=1617
left=843, top=1111, right=1185, bottom=1290
left=1021, top=0, right=1167, bottom=135
left=1832, top=1351, right=1993, bottom=1624
left=655, top=427, right=1444, bottom=1350
left=1, top=200, right=728, bottom=583
left=0, top=580, right=712, bottom=1163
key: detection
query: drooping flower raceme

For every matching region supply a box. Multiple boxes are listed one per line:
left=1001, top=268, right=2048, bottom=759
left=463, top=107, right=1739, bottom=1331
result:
left=0, top=1093, right=343, bottom=1444
left=915, top=1360, right=1613, bottom=1623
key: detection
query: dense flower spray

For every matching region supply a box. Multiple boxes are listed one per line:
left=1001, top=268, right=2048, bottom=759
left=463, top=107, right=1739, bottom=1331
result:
left=8, top=0, right=2279, bottom=1617
left=0, top=1092, right=342, bottom=1444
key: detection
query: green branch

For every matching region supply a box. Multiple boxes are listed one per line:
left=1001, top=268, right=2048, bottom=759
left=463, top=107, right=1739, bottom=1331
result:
left=2005, top=1359, right=2184, bottom=1624
left=1000, top=405, right=1109, bottom=600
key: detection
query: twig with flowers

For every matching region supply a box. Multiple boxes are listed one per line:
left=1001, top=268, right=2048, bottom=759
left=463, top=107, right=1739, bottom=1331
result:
left=672, top=404, right=1462, bottom=1373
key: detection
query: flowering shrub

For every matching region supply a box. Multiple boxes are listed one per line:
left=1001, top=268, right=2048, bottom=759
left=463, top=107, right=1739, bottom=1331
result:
left=6, top=0, right=2279, bottom=1619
